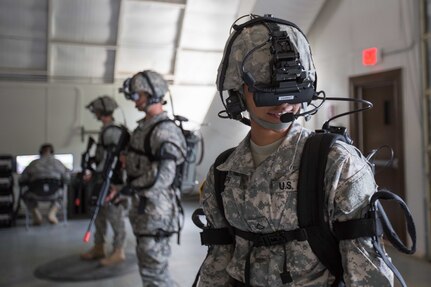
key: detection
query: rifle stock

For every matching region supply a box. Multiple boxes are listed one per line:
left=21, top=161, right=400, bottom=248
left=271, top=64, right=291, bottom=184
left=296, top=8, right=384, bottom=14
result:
left=83, top=154, right=116, bottom=242
left=75, top=137, right=96, bottom=211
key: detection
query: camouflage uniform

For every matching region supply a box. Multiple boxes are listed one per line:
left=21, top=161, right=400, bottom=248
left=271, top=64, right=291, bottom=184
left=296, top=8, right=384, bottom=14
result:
left=92, top=121, right=127, bottom=250
left=198, top=122, right=394, bottom=287
left=126, top=111, right=186, bottom=286
left=20, top=155, right=70, bottom=209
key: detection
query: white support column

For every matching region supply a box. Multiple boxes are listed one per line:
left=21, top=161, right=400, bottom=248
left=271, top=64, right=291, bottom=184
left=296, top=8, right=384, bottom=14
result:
left=420, top=0, right=431, bottom=261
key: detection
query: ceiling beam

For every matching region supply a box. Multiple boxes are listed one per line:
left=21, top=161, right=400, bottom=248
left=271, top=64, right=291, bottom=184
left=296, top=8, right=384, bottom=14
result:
left=171, top=2, right=187, bottom=77
left=0, top=68, right=47, bottom=75
left=47, top=0, right=53, bottom=82
left=180, top=47, right=224, bottom=53
left=50, top=40, right=118, bottom=50
left=127, top=0, right=186, bottom=9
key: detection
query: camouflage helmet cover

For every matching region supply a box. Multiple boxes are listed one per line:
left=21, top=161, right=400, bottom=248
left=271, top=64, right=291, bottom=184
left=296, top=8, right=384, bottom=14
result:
left=216, top=20, right=316, bottom=93
left=86, top=95, right=118, bottom=115
left=129, top=70, right=169, bottom=102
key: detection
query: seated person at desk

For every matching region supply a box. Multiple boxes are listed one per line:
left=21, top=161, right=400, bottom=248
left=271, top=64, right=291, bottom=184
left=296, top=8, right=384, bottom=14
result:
left=19, top=143, right=70, bottom=225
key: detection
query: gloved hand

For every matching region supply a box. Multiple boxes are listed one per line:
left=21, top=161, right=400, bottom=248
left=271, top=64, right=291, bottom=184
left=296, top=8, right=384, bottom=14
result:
left=119, top=185, right=135, bottom=196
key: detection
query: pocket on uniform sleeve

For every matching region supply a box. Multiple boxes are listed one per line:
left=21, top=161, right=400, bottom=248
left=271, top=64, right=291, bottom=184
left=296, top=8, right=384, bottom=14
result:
left=335, top=169, right=376, bottom=215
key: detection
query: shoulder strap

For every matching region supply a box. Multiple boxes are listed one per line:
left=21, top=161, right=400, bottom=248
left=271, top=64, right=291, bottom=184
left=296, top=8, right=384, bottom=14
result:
left=193, top=147, right=236, bottom=247
left=100, top=123, right=129, bottom=148
left=297, top=132, right=346, bottom=285
left=213, top=147, right=236, bottom=219
left=191, top=147, right=236, bottom=287
left=144, top=119, right=175, bottom=161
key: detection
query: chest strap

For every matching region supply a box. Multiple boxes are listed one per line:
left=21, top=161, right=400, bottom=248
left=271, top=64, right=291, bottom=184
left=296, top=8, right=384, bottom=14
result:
left=234, top=228, right=307, bottom=247
left=193, top=208, right=235, bottom=245
left=128, top=145, right=148, bottom=156
left=235, top=227, right=308, bottom=287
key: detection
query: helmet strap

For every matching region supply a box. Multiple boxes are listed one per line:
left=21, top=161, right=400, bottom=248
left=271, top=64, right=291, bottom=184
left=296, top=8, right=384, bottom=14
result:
left=249, top=112, right=292, bottom=131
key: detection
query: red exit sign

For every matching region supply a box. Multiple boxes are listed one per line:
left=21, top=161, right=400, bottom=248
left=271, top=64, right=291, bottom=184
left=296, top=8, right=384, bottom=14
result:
left=362, top=47, right=379, bottom=66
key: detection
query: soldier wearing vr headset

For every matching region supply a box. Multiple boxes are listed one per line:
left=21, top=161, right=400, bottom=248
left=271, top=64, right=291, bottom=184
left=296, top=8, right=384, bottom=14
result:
left=80, top=95, right=128, bottom=267
left=196, top=15, right=394, bottom=286
left=119, top=70, right=186, bottom=286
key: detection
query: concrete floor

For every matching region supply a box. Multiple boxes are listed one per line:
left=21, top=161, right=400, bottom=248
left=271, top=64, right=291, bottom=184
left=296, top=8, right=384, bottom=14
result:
left=1, top=197, right=431, bottom=287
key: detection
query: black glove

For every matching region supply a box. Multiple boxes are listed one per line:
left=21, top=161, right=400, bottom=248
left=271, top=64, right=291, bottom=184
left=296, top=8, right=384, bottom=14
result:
left=119, top=185, right=135, bottom=196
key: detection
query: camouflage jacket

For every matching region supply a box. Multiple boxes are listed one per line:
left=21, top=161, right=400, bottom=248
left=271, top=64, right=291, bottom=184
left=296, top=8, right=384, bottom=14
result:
left=199, top=121, right=394, bottom=287
left=19, top=155, right=70, bottom=185
left=126, top=111, right=186, bottom=233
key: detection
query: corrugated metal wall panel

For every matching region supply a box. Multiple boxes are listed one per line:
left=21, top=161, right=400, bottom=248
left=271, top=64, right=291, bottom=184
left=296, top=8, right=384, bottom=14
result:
left=51, top=0, right=120, bottom=44
left=51, top=44, right=115, bottom=82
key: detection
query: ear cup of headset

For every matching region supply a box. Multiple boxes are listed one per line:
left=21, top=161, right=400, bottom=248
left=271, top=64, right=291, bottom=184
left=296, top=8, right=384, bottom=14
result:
left=225, top=90, right=246, bottom=120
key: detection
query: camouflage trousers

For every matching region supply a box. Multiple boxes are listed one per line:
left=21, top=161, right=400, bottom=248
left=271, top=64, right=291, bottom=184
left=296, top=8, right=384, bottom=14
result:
left=130, top=211, right=174, bottom=286
left=94, top=204, right=126, bottom=249
left=23, top=191, right=62, bottom=210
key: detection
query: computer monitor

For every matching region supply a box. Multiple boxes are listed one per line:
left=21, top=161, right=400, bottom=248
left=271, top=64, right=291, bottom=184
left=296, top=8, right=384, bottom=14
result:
left=15, top=154, right=74, bottom=174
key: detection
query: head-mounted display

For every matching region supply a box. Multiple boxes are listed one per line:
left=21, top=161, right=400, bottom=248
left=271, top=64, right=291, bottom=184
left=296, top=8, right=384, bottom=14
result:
left=119, top=78, right=140, bottom=101
left=216, top=14, right=317, bottom=123
left=242, top=22, right=315, bottom=106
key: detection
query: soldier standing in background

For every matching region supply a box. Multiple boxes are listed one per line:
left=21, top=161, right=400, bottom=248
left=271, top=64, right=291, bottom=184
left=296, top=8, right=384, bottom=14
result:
left=80, top=95, right=128, bottom=267
left=118, top=71, right=186, bottom=286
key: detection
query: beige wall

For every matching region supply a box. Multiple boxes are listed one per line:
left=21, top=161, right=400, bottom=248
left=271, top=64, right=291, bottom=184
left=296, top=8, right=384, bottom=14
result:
left=0, top=81, right=140, bottom=165
left=308, top=0, right=425, bottom=256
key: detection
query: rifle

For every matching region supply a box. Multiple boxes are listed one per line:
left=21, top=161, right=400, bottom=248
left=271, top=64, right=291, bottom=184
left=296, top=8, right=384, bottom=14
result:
left=75, top=137, right=96, bottom=213
left=83, top=126, right=129, bottom=243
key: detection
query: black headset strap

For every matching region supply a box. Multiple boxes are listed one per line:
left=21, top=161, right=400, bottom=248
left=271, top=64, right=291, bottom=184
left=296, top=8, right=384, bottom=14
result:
left=141, top=71, right=157, bottom=100
left=124, top=78, right=131, bottom=95
left=99, top=97, right=107, bottom=114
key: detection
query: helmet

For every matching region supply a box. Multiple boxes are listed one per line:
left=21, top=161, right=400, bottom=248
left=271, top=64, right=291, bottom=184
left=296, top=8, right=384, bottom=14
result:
left=217, top=14, right=316, bottom=106
left=86, top=95, right=118, bottom=116
left=126, top=70, right=169, bottom=105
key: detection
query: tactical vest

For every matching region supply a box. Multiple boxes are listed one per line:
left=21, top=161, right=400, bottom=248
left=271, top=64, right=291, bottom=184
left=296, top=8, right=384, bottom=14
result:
left=97, top=123, right=129, bottom=185
left=128, top=118, right=187, bottom=243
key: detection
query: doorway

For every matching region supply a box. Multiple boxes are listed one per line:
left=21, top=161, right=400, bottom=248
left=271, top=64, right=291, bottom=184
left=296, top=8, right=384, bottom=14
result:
left=350, top=69, right=406, bottom=242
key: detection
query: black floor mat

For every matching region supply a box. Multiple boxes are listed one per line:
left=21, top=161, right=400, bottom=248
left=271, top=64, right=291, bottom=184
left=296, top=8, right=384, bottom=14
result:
left=34, top=253, right=137, bottom=282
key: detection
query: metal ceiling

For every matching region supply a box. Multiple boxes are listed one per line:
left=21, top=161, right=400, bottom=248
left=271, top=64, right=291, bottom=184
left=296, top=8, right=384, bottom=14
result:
left=0, top=0, right=326, bottom=85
